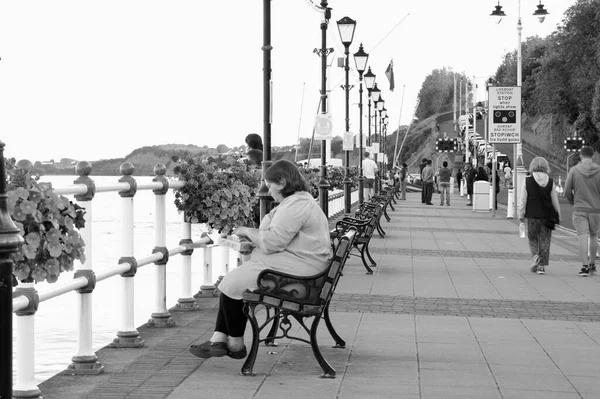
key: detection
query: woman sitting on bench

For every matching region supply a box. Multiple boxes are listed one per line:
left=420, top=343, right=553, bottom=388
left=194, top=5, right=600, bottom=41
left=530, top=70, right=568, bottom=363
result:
left=189, top=159, right=332, bottom=360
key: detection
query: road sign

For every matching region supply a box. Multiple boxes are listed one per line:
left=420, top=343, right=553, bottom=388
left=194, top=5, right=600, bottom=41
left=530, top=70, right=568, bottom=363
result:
left=488, top=86, right=521, bottom=144
left=314, top=113, right=333, bottom=140
left=564, top=137, right=584, bottom=152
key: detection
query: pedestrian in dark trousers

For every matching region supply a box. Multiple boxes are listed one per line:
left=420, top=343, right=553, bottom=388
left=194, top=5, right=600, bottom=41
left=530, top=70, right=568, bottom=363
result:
left=419, top=158, right=428, bottom=203
left=400, top=163, right=408, bottom=200
left=564, top=146, right=600, bottom=277
left=439, top=161, right=452, bottom=206
left=456, top=168, right=463, bottom=193
left=465, top=164, right=476, bottom=206
left=422, top=159, right=435, bottom=205
left=518, top=157, right=561, bottom=275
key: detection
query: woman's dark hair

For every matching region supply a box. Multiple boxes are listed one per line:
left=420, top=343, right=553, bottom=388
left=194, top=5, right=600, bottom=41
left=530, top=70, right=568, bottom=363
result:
left=264, top=159, right=309, bottom=198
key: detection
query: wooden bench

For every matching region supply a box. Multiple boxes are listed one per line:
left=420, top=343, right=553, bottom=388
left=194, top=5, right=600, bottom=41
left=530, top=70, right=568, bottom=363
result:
left=330, top=201, right=385, bottom=274
left=241, top=228, right=357, bottom=378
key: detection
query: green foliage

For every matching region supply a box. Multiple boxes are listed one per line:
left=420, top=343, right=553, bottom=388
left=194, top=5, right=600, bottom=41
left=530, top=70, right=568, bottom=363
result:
left=5, top=158, right=87, bottom=285
left=416, top=68, right=461, bottom=119
left=173, top=155, right=261, bottom=234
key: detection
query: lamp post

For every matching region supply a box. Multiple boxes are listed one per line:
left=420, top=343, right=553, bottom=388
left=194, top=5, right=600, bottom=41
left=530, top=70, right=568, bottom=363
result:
left=376, top=98, right=385, bottom=192
left=259, top=0, right=273, bottom=220
left=314, top=1, right=333, bottom=216
left=0, top=141, right=25, bottom=399
left=380, top=108, right=388, bottom=173
left=354, top=46, right=370, bottom=204
left=490, top=0, right=548, bottom=218
left=366, top=75, right=378, bottom=146
left=337, top=16, right=357, bottom=215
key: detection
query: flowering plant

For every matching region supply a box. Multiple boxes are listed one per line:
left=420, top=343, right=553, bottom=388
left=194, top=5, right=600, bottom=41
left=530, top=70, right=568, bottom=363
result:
left=5, top=159, right=86, bottom=284
left=173, top=155, right=261, bottom=234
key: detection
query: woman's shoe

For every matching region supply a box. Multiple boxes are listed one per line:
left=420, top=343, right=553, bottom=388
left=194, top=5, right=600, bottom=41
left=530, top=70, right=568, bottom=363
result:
left=189, top=341, right=228, bottom=358
left=530, top=255, right=540, bottom=273
left=227, top=346, right=247, bottom=359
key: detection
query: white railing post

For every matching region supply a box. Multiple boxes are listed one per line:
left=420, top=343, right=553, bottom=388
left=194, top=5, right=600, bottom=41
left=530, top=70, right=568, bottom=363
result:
left=68, top=161, right=104, bottom=374
left=196, top=243, right=216, bottom=297
left=111, top=163, right=144, bottom=347
left=13, top=283, right=41, bottom=399
left=171, top=214, right=200, bottom=311
left=148, top=164, right=175, bottom=327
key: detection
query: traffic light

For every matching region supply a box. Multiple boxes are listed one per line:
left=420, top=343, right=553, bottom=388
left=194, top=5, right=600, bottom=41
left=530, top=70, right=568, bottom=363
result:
left=564, top=137, right=584, bottom=152
left=436, top=138, right=457, bottom=153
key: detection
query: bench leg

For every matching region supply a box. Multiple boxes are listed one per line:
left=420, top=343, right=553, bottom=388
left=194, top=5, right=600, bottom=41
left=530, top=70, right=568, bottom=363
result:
left=310, top=314, right=336, bottom=378
left=359, top=245, right=375, bottom=275
left=384, top=207, right=391, bottom=221
left=265, top=309, right=280, bottom=347
left=377, top=223, right=386, bottom=237
left=241, top=303, right=260, bottom=376
left=323, top=304, right=345, bottom=348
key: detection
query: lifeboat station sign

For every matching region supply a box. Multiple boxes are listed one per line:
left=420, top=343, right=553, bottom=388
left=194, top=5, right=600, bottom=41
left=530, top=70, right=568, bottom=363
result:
left=488, top=86, right=521, bottom=144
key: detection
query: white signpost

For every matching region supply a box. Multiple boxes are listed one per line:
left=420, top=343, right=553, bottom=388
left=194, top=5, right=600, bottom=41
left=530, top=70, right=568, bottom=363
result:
left=343, top=131, right=354, bottom=151
left=488, top=86, right=522, bottom=144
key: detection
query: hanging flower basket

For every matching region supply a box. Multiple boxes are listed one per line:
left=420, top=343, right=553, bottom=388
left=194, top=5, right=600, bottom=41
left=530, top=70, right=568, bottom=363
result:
left=5, top=158, right=86, bottom=285
left=173, top=155, right=261, bottom=234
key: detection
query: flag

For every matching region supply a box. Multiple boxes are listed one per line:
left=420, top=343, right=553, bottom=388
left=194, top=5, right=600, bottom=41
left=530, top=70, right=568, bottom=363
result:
left=385, top=60, right=395, bottom=92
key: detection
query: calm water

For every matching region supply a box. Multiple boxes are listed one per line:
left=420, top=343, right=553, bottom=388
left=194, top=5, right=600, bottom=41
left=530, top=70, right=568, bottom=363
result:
left=12, top=175, right=213, bottom=383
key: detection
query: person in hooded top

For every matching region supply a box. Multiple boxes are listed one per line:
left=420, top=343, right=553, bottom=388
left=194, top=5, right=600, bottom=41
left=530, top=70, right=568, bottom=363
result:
left=518, top=156, right=562, bottom=275
left=188, top=159, right=331, bottom=360
left=564, top=146, right=600, bottom=277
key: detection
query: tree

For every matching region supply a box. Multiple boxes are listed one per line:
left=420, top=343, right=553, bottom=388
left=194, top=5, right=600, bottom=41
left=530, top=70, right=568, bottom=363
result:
left=216, top=144, right=229, bottom=154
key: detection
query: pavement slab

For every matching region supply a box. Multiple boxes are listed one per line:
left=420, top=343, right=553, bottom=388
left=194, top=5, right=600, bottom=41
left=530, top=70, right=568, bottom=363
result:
left=38, top=192, right=600, bottom=399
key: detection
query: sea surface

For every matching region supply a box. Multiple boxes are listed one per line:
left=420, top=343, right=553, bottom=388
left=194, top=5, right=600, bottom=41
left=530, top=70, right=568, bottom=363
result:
left=11, top=175, right=213, bottom=384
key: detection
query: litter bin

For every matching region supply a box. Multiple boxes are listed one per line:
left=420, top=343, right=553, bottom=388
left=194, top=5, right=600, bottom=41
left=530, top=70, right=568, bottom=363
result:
left=473, top=181, right=490, bottom=212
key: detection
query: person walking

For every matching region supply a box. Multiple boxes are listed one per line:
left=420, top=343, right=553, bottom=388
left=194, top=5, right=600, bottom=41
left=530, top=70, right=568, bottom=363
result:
left=422, top=159, right=435, bottom=205
left=456, top=168, right=463, bottom=194
left=419, top=158, right=428, bottom=204
left=400, top=163, right=408, bottom=200
left=465, top=163, right=476, bottom=206
left=518, top=157, right=561, bottom=275
left=564, top=146, right=600, bottom=277
left=438, top=161, right=452, bottom=206
left=362, top=152, right=378, bottom=201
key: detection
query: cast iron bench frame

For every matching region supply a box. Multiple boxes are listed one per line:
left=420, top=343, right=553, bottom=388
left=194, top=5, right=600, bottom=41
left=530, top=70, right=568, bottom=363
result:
left=241, top=228, right=356, bottom=378
left=330, top=200, right=385, bottom=274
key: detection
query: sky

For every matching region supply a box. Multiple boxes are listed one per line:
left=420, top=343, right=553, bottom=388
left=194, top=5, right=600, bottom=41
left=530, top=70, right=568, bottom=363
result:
left=0, top=0, right=577, bottom=163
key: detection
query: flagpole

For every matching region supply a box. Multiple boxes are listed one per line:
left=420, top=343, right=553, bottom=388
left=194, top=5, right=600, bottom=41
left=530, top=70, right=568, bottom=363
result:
left=294, top=82, right=306, bottom=164
left=394, top=97, right=420, bottom=167
left=392, top=85, right=405, bottom=167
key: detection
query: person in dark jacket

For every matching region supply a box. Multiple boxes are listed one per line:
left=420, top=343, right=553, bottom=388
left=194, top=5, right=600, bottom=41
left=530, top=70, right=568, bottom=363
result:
left=465, top=163, right=476, bottom=206
left=518, top=156, right=561, bottom=275
left=456, top=168, right=463, bottom=193
left=419, top=158, right=428, bottom=203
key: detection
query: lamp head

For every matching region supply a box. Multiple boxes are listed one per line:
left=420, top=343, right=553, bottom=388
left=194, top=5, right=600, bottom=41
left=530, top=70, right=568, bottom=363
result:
left=364, top=67, right=376, bottom=90
left=377, top=99, right=385, bottom=111
left=490, top=1, right=506, bottom=24
left=353, top=43, right=369, bottom=75
left=371, top=83, right=381, bottom=102
left=533, top=2, right=549, bottom=23
left=336, top=16, right=357, bottom=47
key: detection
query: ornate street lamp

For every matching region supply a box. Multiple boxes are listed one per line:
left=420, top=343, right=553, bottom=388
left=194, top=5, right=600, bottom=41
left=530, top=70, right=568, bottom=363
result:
left=376, top=97, right=385, bottom=193
left=337, top=16, right=357, bottom=215
left=259, top=0, right=274, bottom=220
left=354, top=44, right=369, bottom=204
left=365, top=75, right=377, bottom=146
left=489, top=0, right=549, bottom=218
left=313, top=1, right=333, bottom=216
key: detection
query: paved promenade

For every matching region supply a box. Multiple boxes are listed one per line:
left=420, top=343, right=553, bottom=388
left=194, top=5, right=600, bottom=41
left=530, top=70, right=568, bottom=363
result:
left=40, top=190, right=600, bottom=399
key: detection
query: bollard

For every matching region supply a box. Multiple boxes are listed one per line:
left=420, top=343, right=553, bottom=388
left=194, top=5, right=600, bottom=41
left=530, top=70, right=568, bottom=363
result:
left=0, top=141, right=25, bottom=399
left=507, top=188, right=515, bottom=219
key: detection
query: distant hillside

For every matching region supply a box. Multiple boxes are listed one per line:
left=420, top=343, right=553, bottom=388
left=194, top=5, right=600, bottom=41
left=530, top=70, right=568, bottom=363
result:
left=37, top=144, right=207, bottom=176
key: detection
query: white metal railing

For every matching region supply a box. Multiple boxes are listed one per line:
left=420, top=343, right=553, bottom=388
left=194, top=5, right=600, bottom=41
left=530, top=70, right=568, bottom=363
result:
left=10, top=162, right=360, bottom=398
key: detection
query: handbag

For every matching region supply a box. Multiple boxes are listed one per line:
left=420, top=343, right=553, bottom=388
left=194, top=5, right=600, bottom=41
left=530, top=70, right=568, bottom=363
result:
left=542, top=179, right=559, bottom=230
left=544, top=206, right=559, bottom=230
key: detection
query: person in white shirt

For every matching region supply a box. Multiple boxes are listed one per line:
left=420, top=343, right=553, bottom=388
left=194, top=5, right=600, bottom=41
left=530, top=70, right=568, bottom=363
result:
left=362, top=152, right=378, bottom=200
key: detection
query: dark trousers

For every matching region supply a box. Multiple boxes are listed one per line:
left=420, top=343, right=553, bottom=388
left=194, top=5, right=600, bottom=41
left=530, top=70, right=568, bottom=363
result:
left=425, top=182, right=434, bottom=203
left=421, top=181, right=426, bottom=203
left=215, top=293, right=247, bottom=337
